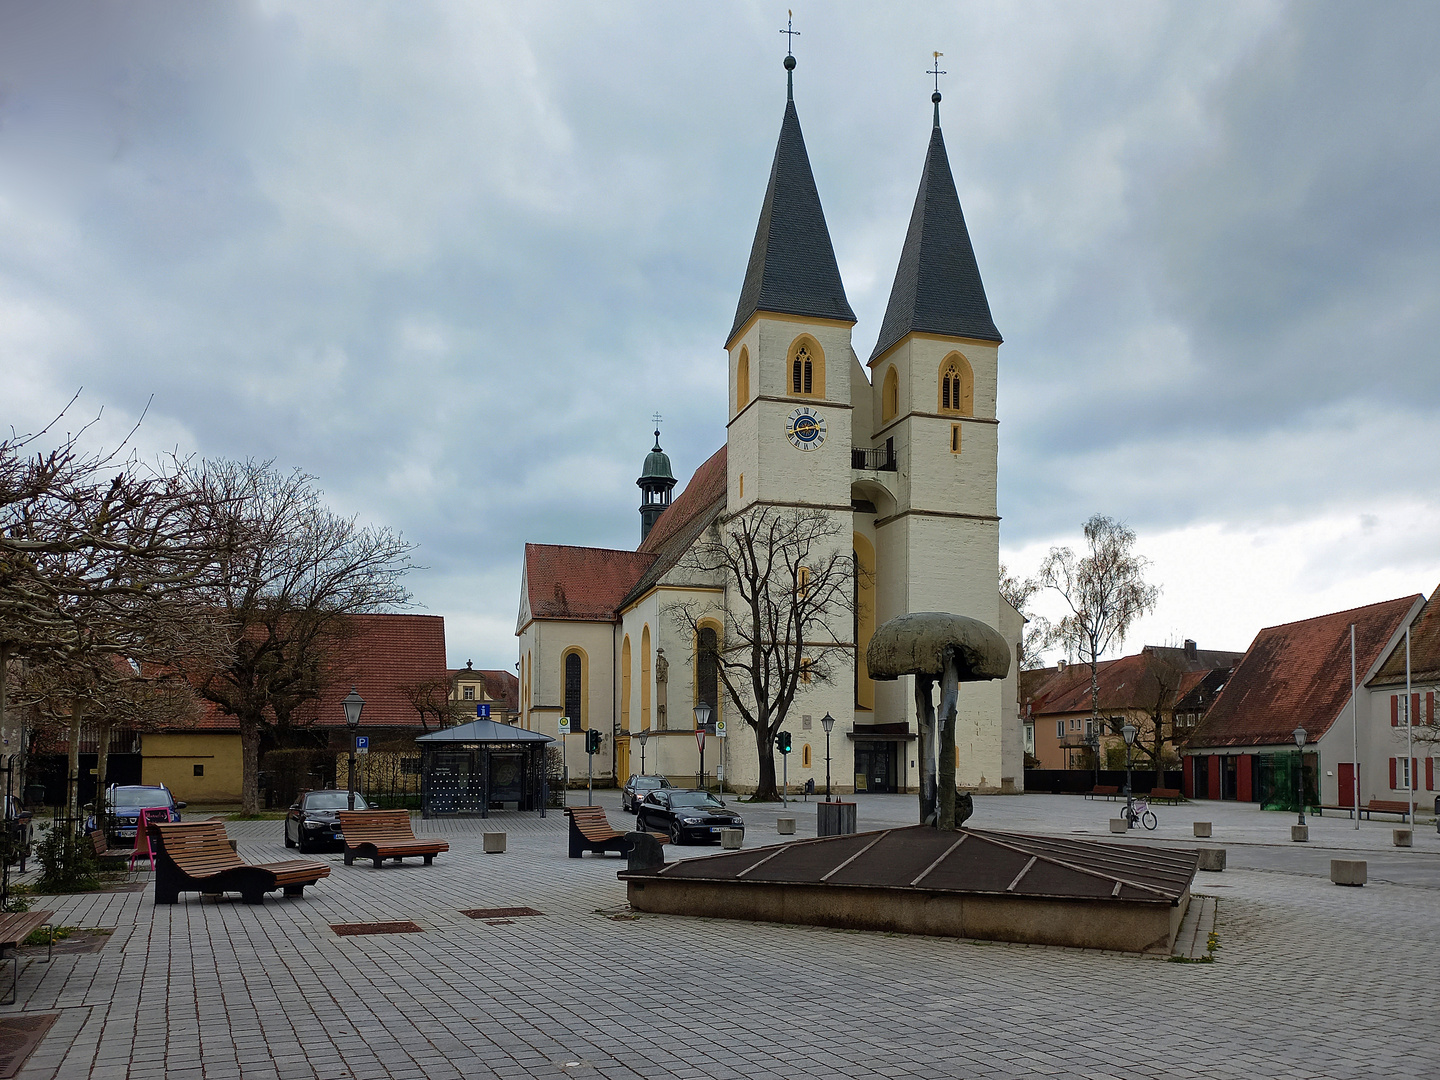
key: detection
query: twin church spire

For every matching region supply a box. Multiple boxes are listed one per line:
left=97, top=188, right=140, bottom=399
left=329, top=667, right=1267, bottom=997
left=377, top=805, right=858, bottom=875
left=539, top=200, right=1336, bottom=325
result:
left=729, top=45, right=1000, bottom=355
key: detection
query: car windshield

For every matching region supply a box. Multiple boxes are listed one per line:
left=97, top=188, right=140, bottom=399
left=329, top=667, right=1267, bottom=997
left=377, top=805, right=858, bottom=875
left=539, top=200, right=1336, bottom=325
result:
left=112, top=788, right=172, bottom=808
left=669, top=792, right=724, bottom=809
left=634, top=778, right=666, bottom=790
left=303, top=792, right=367, bottom=810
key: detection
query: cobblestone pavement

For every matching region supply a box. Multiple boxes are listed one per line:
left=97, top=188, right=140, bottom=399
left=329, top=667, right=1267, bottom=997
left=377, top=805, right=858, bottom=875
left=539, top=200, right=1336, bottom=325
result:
left=7, top=795, right=1439, bottom=1079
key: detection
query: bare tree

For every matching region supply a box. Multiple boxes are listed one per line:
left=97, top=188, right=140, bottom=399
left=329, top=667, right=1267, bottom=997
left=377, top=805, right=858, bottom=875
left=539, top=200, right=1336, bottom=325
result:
left=183, top=460, right=415, bottom=815
left=397, top=676, right=465, bottom=731
left=1000, top=563, right=1055, bottom=670
left=1039, top=515, right=1160, bottom=760
left=669, top=506, right=854, bottom=801
left=1130, top=648, right=1189, bottom=788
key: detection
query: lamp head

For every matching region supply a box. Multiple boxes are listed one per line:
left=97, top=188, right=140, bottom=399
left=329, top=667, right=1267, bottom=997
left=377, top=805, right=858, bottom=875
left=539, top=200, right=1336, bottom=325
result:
left=694, top=701, right=712, bottom=728
left=820, top=712, right=835, bottom=734
left=1121, top=723, right=1137, bottom=746
left=342, top=687, right=365, bottom=729
left=1293, top=726, right=1307, bottom=748
left=636, top=730, right=649, bottom=747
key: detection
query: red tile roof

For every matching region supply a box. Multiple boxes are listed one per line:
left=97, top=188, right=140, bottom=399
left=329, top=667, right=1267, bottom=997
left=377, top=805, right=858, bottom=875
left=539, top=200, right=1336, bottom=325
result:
left=638, top=445, right=727, bottom=556
left=1026, top=646, right=1238, bottom=718
left=523, top=544, right=655, bottom=623
left=1370, top=583, right=1440, bottom=686
left=1190, top=595, right=1422, bottom=748
left=191, top=613, right=449, bottom=731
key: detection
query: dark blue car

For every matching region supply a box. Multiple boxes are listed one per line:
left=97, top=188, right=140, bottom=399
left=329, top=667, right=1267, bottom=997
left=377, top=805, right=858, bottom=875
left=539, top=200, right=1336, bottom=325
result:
left=88, top=785, right=185, bottom=844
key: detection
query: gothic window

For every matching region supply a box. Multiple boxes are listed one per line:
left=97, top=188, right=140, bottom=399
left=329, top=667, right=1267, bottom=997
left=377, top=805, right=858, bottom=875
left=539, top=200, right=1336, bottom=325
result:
left=882, top=366, right=898, bottom=421
left=697, top=626, right=719, bottom=733
left=938, top=354, right=974, bottom=416
left=792, top=345, right=814, bottom=395
left=564, top=651, right=583, bottom=729
left=736, top=348, right=750, bottom=412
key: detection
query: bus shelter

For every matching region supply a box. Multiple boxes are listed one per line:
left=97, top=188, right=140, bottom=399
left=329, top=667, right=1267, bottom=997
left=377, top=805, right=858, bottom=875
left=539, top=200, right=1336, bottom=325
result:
left=416, top=719, right=554, bottom=818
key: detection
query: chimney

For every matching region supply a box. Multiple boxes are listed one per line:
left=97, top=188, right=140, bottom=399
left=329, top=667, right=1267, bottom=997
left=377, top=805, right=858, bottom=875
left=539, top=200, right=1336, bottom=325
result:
left=1056, top=659, right=1067, bottom=673
left=1184, top=639, right=1197, bottom=659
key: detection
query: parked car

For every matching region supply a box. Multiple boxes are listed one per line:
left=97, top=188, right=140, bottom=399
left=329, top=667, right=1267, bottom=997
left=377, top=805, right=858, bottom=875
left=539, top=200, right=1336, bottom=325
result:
left=88, top=784, right=185, bottom=844
left=621, top=774, right=674, bottom=812
left=285, top=789, right=371, bottom=852
left=636, top=789, right=744, bottom=844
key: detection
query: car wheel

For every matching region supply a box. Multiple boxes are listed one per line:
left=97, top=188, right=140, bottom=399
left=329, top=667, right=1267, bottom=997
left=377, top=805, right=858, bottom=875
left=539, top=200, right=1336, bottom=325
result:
left=669, top=822, right=683, bottom=845
left=284, top=825, right=296, bottom=848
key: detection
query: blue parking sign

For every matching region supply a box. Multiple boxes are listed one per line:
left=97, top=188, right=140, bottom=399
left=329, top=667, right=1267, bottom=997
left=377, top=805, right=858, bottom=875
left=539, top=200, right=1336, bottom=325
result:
left=355, top=735, right=369, bottom=755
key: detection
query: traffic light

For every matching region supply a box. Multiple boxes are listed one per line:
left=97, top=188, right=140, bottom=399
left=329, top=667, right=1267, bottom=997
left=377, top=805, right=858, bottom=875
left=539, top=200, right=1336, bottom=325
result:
left=777, top=731, right=792, bottom=755
left=585, top=729, right=602, bottom=754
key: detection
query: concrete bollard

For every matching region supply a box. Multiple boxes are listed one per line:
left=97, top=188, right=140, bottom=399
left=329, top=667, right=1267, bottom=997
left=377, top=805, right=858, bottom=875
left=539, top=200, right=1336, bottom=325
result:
left=1110, top=819, right=1128, bottom=834
left=1193, top=822, right=1212, bottom=838
left=777, top=817, right=796, bottom=835
left=1393, top=828, right=1413, bottom=848
left=720, top=828, right=743, bottom=850
left=483, top=832, right=506, bottom=854
left=1291, top=824, right=1309, bottom=843
left=1196, top=847, right=1226, bottom=871
left=1331, top=859, right=1367, bottom=887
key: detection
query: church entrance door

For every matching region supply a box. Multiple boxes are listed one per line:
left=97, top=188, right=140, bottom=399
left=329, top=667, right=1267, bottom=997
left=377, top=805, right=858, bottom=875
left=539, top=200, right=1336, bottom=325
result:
left=853, top=741, right=897, bottom=793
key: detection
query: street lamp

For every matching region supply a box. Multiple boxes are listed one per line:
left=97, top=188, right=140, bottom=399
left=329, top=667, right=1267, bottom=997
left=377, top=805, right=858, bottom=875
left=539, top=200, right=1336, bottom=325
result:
left=342, top=686, right=365, bottom=812
left=1121, top=722, right=1137, bottom=827
left=694, top=702, right=712, bottom=789
left=1293, top=726, right=1308, bottom=826
left=635, top=729, right=649, bottom=776
left=820, top=712, right=836, bottom=802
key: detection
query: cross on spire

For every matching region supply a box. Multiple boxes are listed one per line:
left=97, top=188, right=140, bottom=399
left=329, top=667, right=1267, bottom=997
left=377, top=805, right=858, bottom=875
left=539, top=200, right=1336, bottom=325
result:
left=651, top=412, right=663, bottom=447
left=928, top=51, right=946, bottom=124
left=780, top=10, right=800, bottom=56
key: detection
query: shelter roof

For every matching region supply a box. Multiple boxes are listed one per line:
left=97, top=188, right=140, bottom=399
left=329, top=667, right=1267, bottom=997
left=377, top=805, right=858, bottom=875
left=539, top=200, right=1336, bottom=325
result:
left=522, top=544, right=655, bottom=624
left=416, top=717, right=552, bottom=744
left=1370, top=584, right=1440, bottom=686
left=728, top=98, right=855, bottom=345
left=1190, top=595, right=1422, bottom=748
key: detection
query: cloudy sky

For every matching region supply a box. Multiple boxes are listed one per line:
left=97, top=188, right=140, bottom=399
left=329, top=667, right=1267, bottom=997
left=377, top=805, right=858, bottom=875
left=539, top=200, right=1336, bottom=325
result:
left=3, top=1, right=1437, bottom=670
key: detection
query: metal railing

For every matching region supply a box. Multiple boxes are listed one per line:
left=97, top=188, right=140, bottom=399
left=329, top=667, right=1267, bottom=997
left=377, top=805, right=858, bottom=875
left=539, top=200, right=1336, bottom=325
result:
left=851, top=446, right=897, bottom=471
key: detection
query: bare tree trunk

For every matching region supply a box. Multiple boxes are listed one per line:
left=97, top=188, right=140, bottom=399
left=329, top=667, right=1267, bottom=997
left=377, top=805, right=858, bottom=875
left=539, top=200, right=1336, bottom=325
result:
left=240, top=719, right=261, bottom=815
left=915, top=675, right=937, bottom=826
left=94, top=719, right=114, bottom=821
left=753, top=729, right=778, bottom=800
left=937, top=656, right=960, bottom=831
left=66, top=700, right=85, bottom=821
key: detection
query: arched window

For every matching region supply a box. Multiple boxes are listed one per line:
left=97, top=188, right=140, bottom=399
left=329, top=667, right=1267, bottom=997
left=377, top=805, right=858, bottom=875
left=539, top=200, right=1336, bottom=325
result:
left=802, top=744, right=813, bottom=768
left=697, top=625, right=719, bottom=732
left=882, top=366, right=898, bottom=421
left=640, top=625, right=652, bottom=730
left=563, top=651, right=584, bottom=729
left=621, top=635, right=632, bottom=731
left=788, top=337, right=824, bottom=397
left=736, top=348, right=750, bottom=412
left=938, top=353, right=974, bottom=416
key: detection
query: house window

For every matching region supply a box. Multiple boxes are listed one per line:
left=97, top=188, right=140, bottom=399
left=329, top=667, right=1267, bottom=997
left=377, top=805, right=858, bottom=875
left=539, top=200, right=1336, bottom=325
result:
left=564, top=651, right=584, bottom=729
left=1084, top=719, right=1094, bottom=738
left=1397, top=757, right=1411, bottom=790
left=193, top=764, right=204, bottom=777
left=463, top=686, right=475, bottom=700
left=401, top=757, right=421, bottom=776
left=802, top=744, right=813, bottom=768
left=1056, top=720, right=1065, bottom=739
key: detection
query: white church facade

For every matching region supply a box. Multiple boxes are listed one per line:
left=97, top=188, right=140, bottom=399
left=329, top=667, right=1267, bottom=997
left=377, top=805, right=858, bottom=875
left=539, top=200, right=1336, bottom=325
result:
left=516, top=59, right=1025, bottom=796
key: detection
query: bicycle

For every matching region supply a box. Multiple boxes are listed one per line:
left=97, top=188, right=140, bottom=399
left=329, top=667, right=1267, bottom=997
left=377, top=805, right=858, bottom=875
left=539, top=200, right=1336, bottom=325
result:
left=1122, top=797, right=1157, bottom=831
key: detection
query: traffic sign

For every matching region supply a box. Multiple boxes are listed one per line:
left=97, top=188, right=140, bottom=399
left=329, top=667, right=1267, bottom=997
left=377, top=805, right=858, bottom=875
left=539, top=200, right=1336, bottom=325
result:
left=476, top=703, right=491, bottom=718
left=695, top=728, right=706, bottom=752
left=558, top=716, right=571, bottom=735
left=354, top=735, right=369, bottom=756
left=715, top=719, right=726, bottom=738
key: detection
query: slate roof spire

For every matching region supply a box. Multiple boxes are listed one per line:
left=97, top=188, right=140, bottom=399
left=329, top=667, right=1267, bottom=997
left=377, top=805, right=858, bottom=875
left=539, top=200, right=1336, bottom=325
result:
left=869, top=89, right=1001, bottom=362
left=727, top=51, right=855, bottom=346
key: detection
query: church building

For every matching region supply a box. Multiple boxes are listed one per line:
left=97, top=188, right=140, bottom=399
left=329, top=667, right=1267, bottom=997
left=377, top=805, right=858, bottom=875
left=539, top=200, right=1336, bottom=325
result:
left=516, top=54, right=1025, bottom=795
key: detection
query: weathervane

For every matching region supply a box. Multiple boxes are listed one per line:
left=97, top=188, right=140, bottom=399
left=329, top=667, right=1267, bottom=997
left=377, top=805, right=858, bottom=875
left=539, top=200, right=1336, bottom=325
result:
left=652, top=412, right=664, bottom=444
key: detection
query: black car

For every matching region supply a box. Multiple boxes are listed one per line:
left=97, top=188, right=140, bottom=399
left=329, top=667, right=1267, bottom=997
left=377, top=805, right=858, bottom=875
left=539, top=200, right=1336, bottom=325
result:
left=285, top=789, right=371, bottom=852
left=636, top=789, right=744, bottom=844
left=621, top=774, right=674, bottom=812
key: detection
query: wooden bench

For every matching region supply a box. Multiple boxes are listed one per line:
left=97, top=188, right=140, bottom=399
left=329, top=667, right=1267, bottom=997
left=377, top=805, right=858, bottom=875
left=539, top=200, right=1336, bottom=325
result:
left=1083, top=785, right=1121, bottom=801
left=149, top=821, right=329, bottom=905
left=336, top=810, right=448, bottom=868
left=88, top=829, right=130, bottom=869
left=0, top=910, right=54, bottom=1005
left=566, top=805, right=652, bottom=858
left=1319, top=799, right=1413, bottom=822
left=1149, top=787, right=1184, bottom=804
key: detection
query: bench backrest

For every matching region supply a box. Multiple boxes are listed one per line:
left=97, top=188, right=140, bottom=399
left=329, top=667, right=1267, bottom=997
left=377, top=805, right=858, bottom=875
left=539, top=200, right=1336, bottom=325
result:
left=337, top=809, right=418, bottom=844
left=567, top=805, right=620, bottom=839
left=89, top=829, right=108, bottom=854
left=151, top=821, right=244, bottom=875
left=1369, top=799, right=1410, bottom=812
left=1151, top=788, right=1181, bottom=798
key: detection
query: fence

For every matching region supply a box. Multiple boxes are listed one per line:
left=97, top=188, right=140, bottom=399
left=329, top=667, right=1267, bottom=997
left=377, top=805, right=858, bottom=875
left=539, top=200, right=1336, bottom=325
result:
left=1023, top=769, right=1184, bottom=795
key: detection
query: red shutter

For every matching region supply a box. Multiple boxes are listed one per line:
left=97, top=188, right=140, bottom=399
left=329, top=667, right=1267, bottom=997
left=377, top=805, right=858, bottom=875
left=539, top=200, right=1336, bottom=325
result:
left=1428, top=758, right=1435, bottom=791
left=1391, top=695, right=1399, bottom=726
left=1413, top=693, right=1422, bottom=726
left=1427, top=691, right=1435, bottom=725
left=1389, top=758, right=1397, bottom=788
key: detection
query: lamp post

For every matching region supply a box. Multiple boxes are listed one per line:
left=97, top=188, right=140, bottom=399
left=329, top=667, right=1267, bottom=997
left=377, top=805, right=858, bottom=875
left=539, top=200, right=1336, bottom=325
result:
left=1121, top=722, right=1137, bottom=827
left=694, top=702, right=711, bottom=789
left=1292, top=726, right=1308, bottom=826
left=342, top=687, right=365, bottom=812
left=821, top=712, right=836, bottom=801
left=636, top=729, right=649, bottom=776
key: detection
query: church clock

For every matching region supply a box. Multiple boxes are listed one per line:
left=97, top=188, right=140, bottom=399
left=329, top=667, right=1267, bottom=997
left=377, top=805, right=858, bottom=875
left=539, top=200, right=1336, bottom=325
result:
left=785, top=407, right=827, bottom=452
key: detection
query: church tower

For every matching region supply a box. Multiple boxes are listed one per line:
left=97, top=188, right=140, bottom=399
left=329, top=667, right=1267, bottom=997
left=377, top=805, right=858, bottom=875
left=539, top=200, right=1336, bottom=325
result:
left=862, top=86, right=1006, bottom=790
left=636, top=427, right=676, bottom=542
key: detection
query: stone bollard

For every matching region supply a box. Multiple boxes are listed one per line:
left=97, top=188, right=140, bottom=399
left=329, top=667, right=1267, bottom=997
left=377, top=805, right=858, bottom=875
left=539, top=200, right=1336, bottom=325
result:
left=1110, top=819, right=1128, bottom=834
left=483, top=832, right=506, bottom=854
left=720, top=828, right=743, bottom=850
left=1393, top=828, right=1413, bottom=848
left=1331, top=859, right=1367, bottom=886
left=1291, top=824, right=1309, bottom=843
left=1193, top=822, right=1212, bottom=838
left=1196, top=847, right=1226, bottom=871
left=626, top=832, right=666, bottom=872
left=777, top=817, right=796, bottom=835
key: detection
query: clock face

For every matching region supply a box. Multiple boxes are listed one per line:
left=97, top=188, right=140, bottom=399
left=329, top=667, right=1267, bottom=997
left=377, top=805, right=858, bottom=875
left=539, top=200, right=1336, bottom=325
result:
left=786, top=407, right=827, bottom=451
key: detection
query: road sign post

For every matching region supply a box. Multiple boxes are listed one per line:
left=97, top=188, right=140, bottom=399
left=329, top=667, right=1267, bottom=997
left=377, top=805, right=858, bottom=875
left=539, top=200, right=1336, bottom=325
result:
left=354, top=736, right=369, bottom=756
left=558, top=717, right=570, bottom=805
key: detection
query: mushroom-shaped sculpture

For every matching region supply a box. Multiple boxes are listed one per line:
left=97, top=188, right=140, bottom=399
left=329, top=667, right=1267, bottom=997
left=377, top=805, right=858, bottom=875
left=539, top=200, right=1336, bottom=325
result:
left=867, top=612, right=1011, bottom=830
